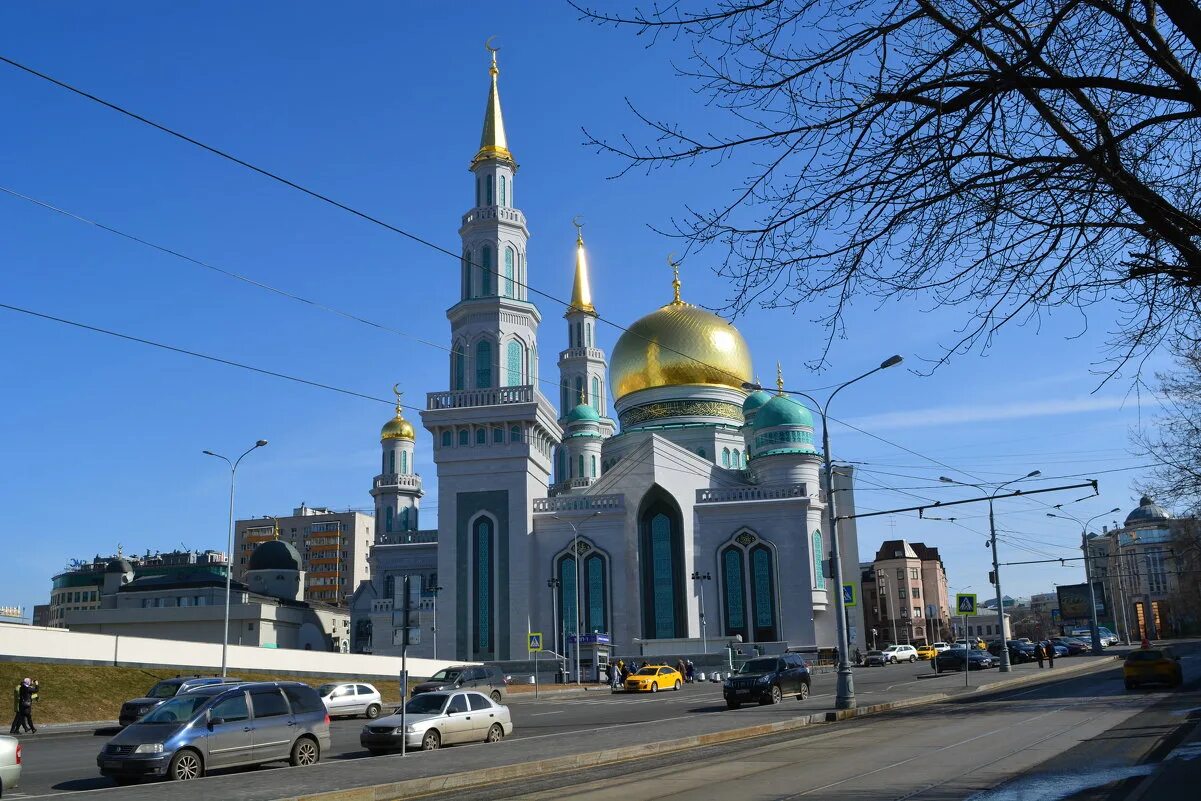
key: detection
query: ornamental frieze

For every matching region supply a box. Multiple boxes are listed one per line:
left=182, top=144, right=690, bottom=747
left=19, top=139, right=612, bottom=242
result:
left=620, top=399, right=743, bottom=427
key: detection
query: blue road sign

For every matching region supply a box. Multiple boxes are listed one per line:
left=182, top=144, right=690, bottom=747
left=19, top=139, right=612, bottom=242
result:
left=528, top=632, right=543, bottom=652
left=842, top=584, right=857, bottom=607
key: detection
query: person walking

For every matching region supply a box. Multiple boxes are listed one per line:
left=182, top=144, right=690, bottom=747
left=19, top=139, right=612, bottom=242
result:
left=9, top=678, right=37, bottom=734
left=685, top=659, right=695, bottom=683
left=1045, top=641, right=1055, bottom=668
left=1034, top=642, right=1045, bottom=669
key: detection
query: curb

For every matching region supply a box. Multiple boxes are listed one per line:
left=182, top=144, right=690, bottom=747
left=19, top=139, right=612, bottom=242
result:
left=282, top=656, right=1120, bottom=801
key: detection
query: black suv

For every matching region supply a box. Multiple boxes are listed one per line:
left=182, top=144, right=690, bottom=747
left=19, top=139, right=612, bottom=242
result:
left=410, top=665, right=508, bottom=702
left=986, top=640, right=1037, bottom=664
left=723, top=654, right=811, bottom=709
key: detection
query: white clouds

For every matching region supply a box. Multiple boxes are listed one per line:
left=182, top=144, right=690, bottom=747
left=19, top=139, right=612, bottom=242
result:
left=845, top=396, right=1131, bottom=432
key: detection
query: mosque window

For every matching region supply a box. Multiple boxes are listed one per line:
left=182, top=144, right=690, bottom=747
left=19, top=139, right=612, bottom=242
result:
left=441, top=431, right=452, bottom=447
left=399, top=507, right=409, bottom=530
left=400, top=450, right=407, bottom=474
left=722, top=448, right=731, bottom=468
left=385, top=507, right=393, bottom=533
left=557, top=554, right=576, bottom=651
left=382, top=452, right=387, bottom=474
left=453, top=346, right=466, bottom=390
left=504, top=247, right=515, bottom=298
left=476, top=428, right=486, bottom=445
left=639, top=493, right=685, bottom=639
left=475, top=340, right=493, bottom=388
left=732, top=449, right=741, bottom=468
left=472, top=517, right=494, bottom=657
left=722, top=546, right=747, bottom=640
left=751, top=545, right=778, bottom=641
left=475, top=177, right=481, bottom=208
left=506, top=340, right=523, bottom=386
left=586, top=553, right=607, bottom=632
left=499, top=175, right=507, bottom=207
left=486, top=175, right=494, bottom=206
left=812, top=530, right=826, bottom=589
left=585, top=322, right=592, bottom=347
left=530, top=343, right=537, bottom=385
left=389, top=451, right=396, bottom=473
left=493, top=426, right=504, bottom=443
left=481, top=246, right=493, bottom=296
left=384, top=575, right=395, bottom=601
left=591, top=377, right=601, bottom=414
left=461, top=250, right=470, bottom=300
left=556, top=451, right=566, bottom=482
left=590, top=455, right=597, bottom=478
left=510, top=425, right=522, bottom=442
left=575, top=376, right=584, bottom=405
left=458, top=430, right=469, bottom=446
left=578, top=454, right=585, bottom=479
left=575, top=322, right=583, bottom=350
left=561, top=384, right=569, bottom=415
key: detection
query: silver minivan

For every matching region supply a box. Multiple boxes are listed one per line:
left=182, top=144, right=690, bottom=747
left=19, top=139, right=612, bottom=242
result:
left=97, top=681, right=330, bottom=783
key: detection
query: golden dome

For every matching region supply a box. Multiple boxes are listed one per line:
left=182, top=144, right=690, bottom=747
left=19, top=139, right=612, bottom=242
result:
left=381, top=385, right=415, bottom=440
left=610, top=299, right=753, bottom=400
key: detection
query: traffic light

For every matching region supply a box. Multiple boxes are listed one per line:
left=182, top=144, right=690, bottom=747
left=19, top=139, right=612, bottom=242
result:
left=988, top=570, right=996, bottom=585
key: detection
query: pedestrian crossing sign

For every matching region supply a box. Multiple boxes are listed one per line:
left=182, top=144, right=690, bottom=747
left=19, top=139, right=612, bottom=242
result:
left=842, top=583, right=857, bottom=607
left=528, top=632, right=543, bottom=652
left=956, top=594, right=977, bottom=615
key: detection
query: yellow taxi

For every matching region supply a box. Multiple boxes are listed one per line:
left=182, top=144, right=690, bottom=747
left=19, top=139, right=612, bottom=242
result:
left=623, top=665, right=683, bottom=693
left=1124, top=646, right=1183, bottom=689
left=916, top=644, right=938, bottom=661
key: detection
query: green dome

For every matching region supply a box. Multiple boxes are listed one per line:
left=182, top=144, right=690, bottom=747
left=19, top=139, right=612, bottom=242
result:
left=566, top=403, right=600, bottom=424
left=742, top=390, right=772, bottom=416
left=754, top=395, right=814, bottom=429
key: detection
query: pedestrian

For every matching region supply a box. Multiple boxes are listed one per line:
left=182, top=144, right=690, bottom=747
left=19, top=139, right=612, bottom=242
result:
left=676, top=658, right=687, bottom=679
left=1046, top=641, right=1055, bottom=668
left=9, top=678, right=36, bottom=734
left=1034, top=642, right=1045, bottom=669
left=685, top=660, right=695, bottom=683
left=604, top=661, right=614, bottom=687
left=853, top=648, right=863, bottom=666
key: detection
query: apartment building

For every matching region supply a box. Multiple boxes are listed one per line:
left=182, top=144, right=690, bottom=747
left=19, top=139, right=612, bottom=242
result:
left=861, top=539, right=951, bottom=647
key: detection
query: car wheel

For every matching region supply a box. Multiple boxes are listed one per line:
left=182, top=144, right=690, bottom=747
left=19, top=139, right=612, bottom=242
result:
left=365, top=704, right=382, bottom=719
left=490, top=690, right=502, bottom=703
left=168, top=749, right=204, bottom=782
left=651, top=683, right=659, bottom=693
left=421, top=729, right=441, bottom=751
left=726, top=701, right=741, bottom=710
left=909, top=655, right=916, bottom=663
left=290, top=736, right=320, bottom=767
left=768, top=685, right=783, bottom=705
left=674, top=679, right=682, bottom=691
left=486, top=723, right=504, bottom=743
left=797, top=682, right=810, bottom=701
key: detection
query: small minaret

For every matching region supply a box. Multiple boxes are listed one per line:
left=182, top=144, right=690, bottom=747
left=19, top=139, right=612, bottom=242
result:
left=555, top=222, right=613, bottom=482
left=372, top=385, right=423, bottom=538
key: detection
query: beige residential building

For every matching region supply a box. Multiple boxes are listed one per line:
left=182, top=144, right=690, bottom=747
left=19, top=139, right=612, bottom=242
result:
left=862, top=539, right=951, bottom=647
left=234, top=505, right=372, bottom=606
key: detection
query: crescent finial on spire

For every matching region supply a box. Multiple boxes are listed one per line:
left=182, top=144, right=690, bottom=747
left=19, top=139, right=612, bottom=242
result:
left=572, top=214, right=585, bottom=244
left=485, top=36, right=499, bottom=77
left=776, top=362, right=785, bottom=396
left=392, top=383, right=404, bottom=415
left=668, top=253, right=682, bottom=304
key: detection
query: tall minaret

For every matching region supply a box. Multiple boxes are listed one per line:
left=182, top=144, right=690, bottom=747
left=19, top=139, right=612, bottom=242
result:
left=421, top=44, right=563, bottom=662
left=554, top=223, right=614, bottom=485
left=372, top=386, right=422, bottom=540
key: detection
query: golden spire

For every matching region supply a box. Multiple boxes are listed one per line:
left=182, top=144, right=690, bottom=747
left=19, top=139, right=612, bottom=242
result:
left=776, top=362, right=785, bottom=396
left=568, top=216, right=596, bottom=315
left=669, top=253, right=683, bottom=305
left=381, top=383, right=416, bottom=440
left=473, top=38, right=514, bottom=166
left=392, top=383, right=404, bottom=416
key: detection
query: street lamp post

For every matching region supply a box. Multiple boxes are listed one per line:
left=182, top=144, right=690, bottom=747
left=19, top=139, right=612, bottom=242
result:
left=1046, top=507, right=1121, bottom=655
left=691, top=572, right=712, bottom=653
left=203, top=439, right=268, bottom=678
left=940, top=471, right=1041, bottom=673
left=430, top=585, right=444, bottom=660
left=744, top=354, right=903, bottom=710
left=547, top=578, right=561, bottom=660
left=552, top=511, right=600, bottom=685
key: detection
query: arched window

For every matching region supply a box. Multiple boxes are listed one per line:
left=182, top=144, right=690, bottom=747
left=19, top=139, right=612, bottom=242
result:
left=556, top=450, right=566, bottom=482
left=461, top=250, right=471, bottom=299
left=575, top=376, right=584, bottom=405
left=638, top=489, right=685, bottom=639
left=382, top=452, right=387, bottom=474
left=384, top=575, right=395, bottom=601
left=721, top=546, right=747, bottom=641
left=441, top=431, right=452, bottom=447
left=585, top=552, right=608, bottom=632
left=506, top=340, right=523, bottom=386
left=556, top=544, right=609, bottom=639
left=812, top=530, right=826, bottom=589
left=732, top=449, right=741, bottom=468
left=472, top=517, right=494, bottom=657
left=398, top=451, right=405, bottom=474
left=399, top=507, right=409, bottom=531
left=481, top=246, right=493, bottom=296
left=557, top=553, right=576, bottom=650
left=475, top=178, right=481, bottom=208
left=485, top=175, right=494, bottom=206
left=388, top=451, right=395, bottom=473
left=530, top=343, right=537, bottom=386
left=475, top=340, right=492, bottom=388
left=504, top=247, right=515, bottom=298
left=575, top=322, right=583, bottom=349
left=385, top=506, right=394, bottom=533
left=458, top=430, right=469, bottom=446
left=591, top=376, right=601, bottom=414
left=585, top=322, right=592, bottom=347
left=475, top=428, right=486, bottom=445
left=578, top=454, right=585, bottom=478
left=499, top=175, right=507, bottom=207
left=718, top=531, right=779, bottom=642
left=493, top=426, right=504, bottom=443
left=561, top=384, right=569, bottom=415
left=453, top=345, right=466, bottom=390
left=510, top=425, right=522, bottom=442
left=590, top=455, right=597, bottom=477
left=722, top=448, right=731, bottom=468
left=751, top=545, right=777, bottom=642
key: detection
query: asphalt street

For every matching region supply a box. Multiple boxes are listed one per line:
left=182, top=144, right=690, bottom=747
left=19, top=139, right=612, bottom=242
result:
left=5, top=649, right=1152, bottom=799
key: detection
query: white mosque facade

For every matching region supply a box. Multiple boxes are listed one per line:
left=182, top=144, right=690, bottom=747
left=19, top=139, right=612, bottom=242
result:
left=352, top=52, right=865, bottom=665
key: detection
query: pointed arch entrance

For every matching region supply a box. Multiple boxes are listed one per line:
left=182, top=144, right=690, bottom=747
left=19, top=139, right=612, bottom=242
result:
left=638, top=487, right=685, bottom=639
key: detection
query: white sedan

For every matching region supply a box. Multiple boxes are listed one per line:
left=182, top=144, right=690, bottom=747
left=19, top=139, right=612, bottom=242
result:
left=317, top=682, right=384, bottom=719
left=360, top=690, right=513, bottom=753
left=0, top=735, right=21, bottom=796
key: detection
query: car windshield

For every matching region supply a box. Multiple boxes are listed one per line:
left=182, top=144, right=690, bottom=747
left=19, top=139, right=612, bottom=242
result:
left=739, top=658, right=779, bottom=674
left=428, top=669, right=462, bottom=682
left=145, top=681, right=181, bottom=699
left=405, top=694, right=448, bottom=715
left=634, top=667, right=658, bottom=676
left=884, top=646, right=901, bottom=651
left=140, top=693, right=213, bottom=723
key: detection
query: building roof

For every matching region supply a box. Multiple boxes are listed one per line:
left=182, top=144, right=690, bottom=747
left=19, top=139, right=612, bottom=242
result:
left=246, top=540, right=303, bottom=572
left=119, top=571, right=247, bottom=593
left=874, top=540, right=920, bottom=561
left=1125, top=495, right=1172, bottom=526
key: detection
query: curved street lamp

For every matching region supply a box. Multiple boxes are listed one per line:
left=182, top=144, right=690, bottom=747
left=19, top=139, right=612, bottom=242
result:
left=1046, top=506, right=1122, bottom=654
left=204, top=439, right=268, bottom=677
left=743, top=354, right=903, bottom=710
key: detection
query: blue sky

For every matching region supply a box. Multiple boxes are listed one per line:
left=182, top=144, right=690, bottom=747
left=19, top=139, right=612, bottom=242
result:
left=0, top=2, right=1168, bottom=619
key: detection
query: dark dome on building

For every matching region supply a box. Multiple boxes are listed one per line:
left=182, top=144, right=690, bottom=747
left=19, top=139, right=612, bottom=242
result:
left=246, top=540, right=302, bottom=572
left=1125, top=495, right=1172, bottom=526
left=105, top=557, right=133, bottom=574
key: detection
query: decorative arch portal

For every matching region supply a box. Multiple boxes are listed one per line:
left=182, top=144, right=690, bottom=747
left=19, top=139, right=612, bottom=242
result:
left=554, top=539, right=610, bottom=645
left=718, top=530, right=779, bottom=643
left=469, top=513, right=497, bottom=659
left=638, top=487, right=686, bottom=639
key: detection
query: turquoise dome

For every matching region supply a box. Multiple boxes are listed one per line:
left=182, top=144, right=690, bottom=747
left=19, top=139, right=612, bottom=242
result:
left=566, top=403, right=600, bottom=424
left=754, top=395, right=814, bottom=429
left=742, top=390, right=772, bottom=416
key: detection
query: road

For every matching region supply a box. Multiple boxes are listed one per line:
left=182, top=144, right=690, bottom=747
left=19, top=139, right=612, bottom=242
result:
left=7, top=648, right=1178, bottom=799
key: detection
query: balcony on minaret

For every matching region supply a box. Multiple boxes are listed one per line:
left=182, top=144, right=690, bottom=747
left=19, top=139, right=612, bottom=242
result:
left=427, top=385, right=534, bottom=410
left=558, top=346, right=606, bottom=362
left=548, top=476, right=596, bottom=497
left=461, top=206, right=526, bottom=230
left=372, top=473, right=423, bottom=493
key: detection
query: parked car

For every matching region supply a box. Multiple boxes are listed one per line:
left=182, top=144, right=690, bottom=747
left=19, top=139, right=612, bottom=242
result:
left=863, top=650, right=888, bottom=667
left=915, top=644, right=939, bottom=660
left=882, top=645, right=919, bottom=663
left=954, top=638, right=988, bottom=650
left=0, top=735, right=21, bottom=796
left=361, top=690, right=512, bottom=753
left=1050, top=637, right=1089, bottom=656
left=723, top=654, right=811, bottom=708
left=624, top=665, right=683, bottom=693
left=987, top=640, right=1037, bottom=664
left=411, top=665, right=507, bottom=703
left=931, top=642, right=951, bottom=652
left=119, top=677, right=242, bottom=728
left=935, top=647, right=996, bottom=672
left=1124, top=647, right=1183, bottom=689
left=98, top=681, right=330, bottom=783
left=1068, top=626, right=1120, bottom=646
left=1045, top=642, right=1070, bottom=658
left=317, top=683, right=383, bottom=719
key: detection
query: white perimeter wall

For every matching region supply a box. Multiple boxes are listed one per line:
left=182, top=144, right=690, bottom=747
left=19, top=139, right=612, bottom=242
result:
left=0, top=622, right=466, bottom=679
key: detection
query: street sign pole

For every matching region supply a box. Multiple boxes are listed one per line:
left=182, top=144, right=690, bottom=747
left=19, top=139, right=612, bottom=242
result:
left=400, top=574, right=409, bottom=758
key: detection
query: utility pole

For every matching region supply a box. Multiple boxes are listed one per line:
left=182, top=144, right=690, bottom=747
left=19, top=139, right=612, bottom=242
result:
left=691, top=571, right=711, bottom=653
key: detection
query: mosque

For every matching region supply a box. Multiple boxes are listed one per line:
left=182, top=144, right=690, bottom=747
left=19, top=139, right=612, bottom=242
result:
left=352, top=49, right=865, bottom=666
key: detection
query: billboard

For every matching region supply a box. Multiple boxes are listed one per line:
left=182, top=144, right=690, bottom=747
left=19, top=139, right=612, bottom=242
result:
left=1056, top=582, right=1107, bottom=620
